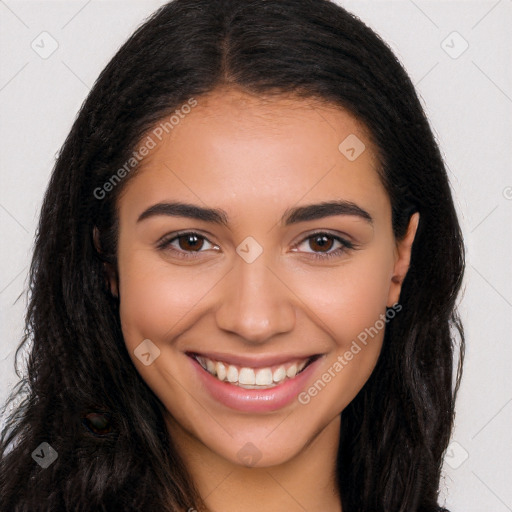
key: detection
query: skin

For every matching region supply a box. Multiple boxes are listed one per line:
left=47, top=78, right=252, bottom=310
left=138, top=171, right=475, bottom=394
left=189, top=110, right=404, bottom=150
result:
left=104, top=87, right=419, bottom=512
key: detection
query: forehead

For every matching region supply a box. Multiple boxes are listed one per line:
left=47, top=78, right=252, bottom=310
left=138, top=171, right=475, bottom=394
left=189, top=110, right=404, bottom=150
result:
left=117, top=87, right=389, bottom=224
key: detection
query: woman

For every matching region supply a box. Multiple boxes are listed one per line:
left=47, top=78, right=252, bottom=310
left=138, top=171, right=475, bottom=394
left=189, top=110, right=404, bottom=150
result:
left=0, top=0, right=465, bottom=510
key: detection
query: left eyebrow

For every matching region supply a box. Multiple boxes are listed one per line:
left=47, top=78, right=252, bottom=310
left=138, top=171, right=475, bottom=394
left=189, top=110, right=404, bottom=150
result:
left=136, top=199, right=373, bottom=226
left=282, top=200, right=373, bottom=226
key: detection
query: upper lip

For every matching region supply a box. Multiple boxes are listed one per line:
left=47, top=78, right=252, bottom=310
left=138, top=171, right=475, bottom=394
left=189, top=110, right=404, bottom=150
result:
left=186, top=351, right=321, bottom=368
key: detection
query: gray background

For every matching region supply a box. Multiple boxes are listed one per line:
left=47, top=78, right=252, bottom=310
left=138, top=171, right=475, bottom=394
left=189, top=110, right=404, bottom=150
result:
left=1, top=1, right=511, bottom=510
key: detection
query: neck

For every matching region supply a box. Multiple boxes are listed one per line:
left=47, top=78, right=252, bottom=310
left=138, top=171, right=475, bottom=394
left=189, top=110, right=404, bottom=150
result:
left=165, top=414, right=343, bottom=512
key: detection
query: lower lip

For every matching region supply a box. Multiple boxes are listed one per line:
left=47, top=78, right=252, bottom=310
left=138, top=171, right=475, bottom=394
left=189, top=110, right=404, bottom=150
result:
left=189, top=355, right=322, bottom=413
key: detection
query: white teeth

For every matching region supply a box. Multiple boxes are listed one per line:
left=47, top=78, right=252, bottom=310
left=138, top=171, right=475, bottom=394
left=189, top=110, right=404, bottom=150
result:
left=226, top=365, right=238, bottom=383
left=286, top=364, right=297, bottom=378
left=255, top=368, right=273, bottom=386
left=216, top=361, right=226, bottom=381
left=297, top=360, right=308, bottom=372
left=206, top=359, right=216, bottom=374
left=238, top=367, right=256, bottom=385
left=195, top=354, right=312, bottom=387
left=272, top=366, right=287, bottom=383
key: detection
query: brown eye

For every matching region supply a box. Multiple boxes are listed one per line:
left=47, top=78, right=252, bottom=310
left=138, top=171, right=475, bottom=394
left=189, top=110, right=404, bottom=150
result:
left=308, top=234, right=334, bottom=252
left=177, top=233, right=205, bottom=251
left=292, top=232, right=355, bottom=260
left=157, top=231, right=219, bottom=258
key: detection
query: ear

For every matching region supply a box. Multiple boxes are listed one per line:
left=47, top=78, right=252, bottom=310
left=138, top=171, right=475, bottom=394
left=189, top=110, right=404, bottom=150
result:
left=93, top=227, right=119, bottom=298
left=387, top=212, right=420, bottom=307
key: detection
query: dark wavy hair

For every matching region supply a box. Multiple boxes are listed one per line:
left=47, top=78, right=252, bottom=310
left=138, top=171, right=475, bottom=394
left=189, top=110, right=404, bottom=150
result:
left=0, top=0, right=465, bottom=510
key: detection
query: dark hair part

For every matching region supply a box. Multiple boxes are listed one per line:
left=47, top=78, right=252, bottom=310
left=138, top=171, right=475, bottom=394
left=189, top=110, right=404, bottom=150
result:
left=1, top=0, right=464, bottom=510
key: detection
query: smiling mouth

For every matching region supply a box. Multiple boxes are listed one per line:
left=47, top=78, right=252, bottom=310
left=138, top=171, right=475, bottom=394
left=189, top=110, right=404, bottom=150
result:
left=188, top=353, right=320, bottom=389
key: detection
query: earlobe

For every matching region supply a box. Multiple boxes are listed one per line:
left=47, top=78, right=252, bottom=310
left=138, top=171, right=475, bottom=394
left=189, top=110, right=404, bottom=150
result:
left=387, top=212, right=420, bottom=307
left=93, top=227, right=119, bottom=298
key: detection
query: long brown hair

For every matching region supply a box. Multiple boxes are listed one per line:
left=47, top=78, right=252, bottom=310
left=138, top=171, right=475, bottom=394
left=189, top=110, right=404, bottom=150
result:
left=1, top=1, right=464, bottom=510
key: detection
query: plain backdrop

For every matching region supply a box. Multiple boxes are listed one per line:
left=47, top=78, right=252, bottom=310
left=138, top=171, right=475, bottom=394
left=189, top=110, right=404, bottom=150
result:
left=1, top=1, right=511, bottom=510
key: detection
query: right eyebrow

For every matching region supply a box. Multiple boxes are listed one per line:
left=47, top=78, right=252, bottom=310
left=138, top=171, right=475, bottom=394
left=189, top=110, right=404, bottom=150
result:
left=137, top=201, right=229, bottom=226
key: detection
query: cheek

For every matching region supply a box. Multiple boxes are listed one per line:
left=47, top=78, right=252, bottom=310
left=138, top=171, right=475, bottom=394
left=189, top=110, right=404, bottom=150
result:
left=291, top=249, right=394, bottom=347
left=293, top=251, right=395, bottom=415
left=116, top=249, right=218, bottom=347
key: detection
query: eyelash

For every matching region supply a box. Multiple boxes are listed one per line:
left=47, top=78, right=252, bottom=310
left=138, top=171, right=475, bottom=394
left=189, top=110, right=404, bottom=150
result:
left=156, top=231, right=356, bottom=261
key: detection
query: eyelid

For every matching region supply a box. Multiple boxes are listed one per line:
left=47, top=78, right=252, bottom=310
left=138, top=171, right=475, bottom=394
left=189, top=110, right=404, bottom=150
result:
left=156, top=228, right=217, bottom=245
left=291, top=229, right=355, bottom=249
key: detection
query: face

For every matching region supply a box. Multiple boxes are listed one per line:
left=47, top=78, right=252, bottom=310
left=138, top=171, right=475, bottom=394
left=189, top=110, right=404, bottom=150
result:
left=108, top=87, right=418, bottom=469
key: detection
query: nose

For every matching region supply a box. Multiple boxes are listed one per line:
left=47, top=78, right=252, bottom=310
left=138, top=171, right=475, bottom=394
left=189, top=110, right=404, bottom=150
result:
left=214, top=255, right=296, bottom=344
